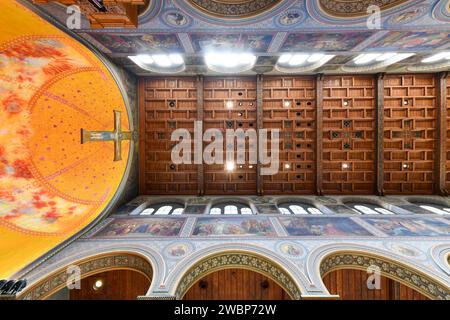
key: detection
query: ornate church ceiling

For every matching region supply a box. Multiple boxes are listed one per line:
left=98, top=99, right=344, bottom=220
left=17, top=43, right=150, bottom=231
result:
left=0, top=1, right=133, bottom=278
left=33, top=0, right=450, bottom=75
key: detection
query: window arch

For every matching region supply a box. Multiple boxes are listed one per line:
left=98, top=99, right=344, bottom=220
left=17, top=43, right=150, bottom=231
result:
left=209, top=202, right=254, bottom=215
left=140, top=203, right=184, bottom=215
left=278, top=203, right=323, bottom=215
left=346, top=202, right=394, bottom=215
left=412, top=202, right=450, bottom=215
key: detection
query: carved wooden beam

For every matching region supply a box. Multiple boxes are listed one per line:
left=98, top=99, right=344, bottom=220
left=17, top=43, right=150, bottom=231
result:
left=197, top=75, right=205, bottom=196
left=375, top=73, right=385, bottom=196
left=436, top=72, right=448, bottom=195
left=256, top=74, right=264, bottom=196
left=315, top=74, right=324, bottom=195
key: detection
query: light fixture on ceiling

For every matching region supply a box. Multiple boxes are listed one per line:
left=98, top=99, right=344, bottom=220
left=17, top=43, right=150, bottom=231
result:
left=342, top=163, right=349, bottom=169
left=284, top=100, right=291, bottom=108
left=93, top=279, right=103, bottom=290
left=226, top=100, right=234, bottom=109
left=352, top=52, right=413, bottom=65
left=421, top=52, right=450, bottom=63
left=128, top=53, right=185, bottom=73
left=204, top=52, right=257, bottom=73
left=284, top=163, right=291, bottom=169
left=226, top=161, right=235, bottom=171
left=276, top=53, right=335, bottom=72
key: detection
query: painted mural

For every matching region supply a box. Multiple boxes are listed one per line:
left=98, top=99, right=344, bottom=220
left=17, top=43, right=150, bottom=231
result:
left=192, top=217, right=276, bottom=237
left=94, top=218, right=185, bottom=237
left=86, top=33, right=183, bottom=54
left=0, top=1, right=130, bottom=278
left=368, top=31, right=450, bottom=51
left=190, top=34, right=273, bottom=53
left=279, top=217, right=373, bottom=236
left=364, top=217, right=450, bottom=237
left=280, top=32, right=373, bottom=52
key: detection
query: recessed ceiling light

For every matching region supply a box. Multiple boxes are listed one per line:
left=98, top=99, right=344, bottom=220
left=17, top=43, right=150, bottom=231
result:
left=307, top=53, right=325, bottom=63
left=248, top=165, right=254, bottom=169
left=278, top=53, right=292, bottom=64
left=354, top=53, right=382, bottom=65
left=152, top=54, right=172, bottom=67
left=168, top=53, right=184, bottom=65
left=422, top=52, right=450, bottom=63
left=205, top=52, right=256, bottom=73
left=93, top=279, right=103, bottom=290
left=128, top=54, right=185, bottom=73
left=226, top=162, right=235, bottom=171
left=284, top=100, right=291, bottom=107
left=289, top=54, right=309, bottom=66
left=285, top=163, right=291, bottom=169
left=226, top=101, right=234, bottom=109
left=342, top=163, right=349, bottom=169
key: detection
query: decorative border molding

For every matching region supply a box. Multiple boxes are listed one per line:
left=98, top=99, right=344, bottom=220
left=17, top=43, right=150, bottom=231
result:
left=320, top=252, right=450, bottom=300
left=19, top=252, right=153, bottom=300
left=174, top=251, right=302, bottom=300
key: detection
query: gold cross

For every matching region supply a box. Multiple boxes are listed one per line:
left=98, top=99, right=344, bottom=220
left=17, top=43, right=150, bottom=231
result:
left=81, top=110, right=132, bottom=161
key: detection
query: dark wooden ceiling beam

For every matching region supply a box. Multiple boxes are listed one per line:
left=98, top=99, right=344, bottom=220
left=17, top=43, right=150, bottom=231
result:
left=436, top=72, right=448, bottom=195
left=256, top=74, right=264, bottom=196
left=375, top=73, right=385, bottom=196
left=315, top=74, right=323, bottom=195
left=196, top=75, right=205, bottom=196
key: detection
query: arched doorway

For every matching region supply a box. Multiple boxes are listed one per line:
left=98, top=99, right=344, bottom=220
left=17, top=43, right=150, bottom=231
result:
left=175, top=251, right=302, bottom=300
left=322, top=269, right=429, bottom=300
left=183, top=268, right=291, bottom=300
left=19, top=252, right=153, bottom=300
left=319, top=252, right=449, bottom=300
left=49, top=269, right=151, bottom=300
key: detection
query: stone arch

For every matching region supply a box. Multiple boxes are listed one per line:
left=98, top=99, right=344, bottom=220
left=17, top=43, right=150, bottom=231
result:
left=307, top=244, right=450, bottom=300
left=170, top=246, right=306, bottom=300
left=18, top=248, right=158, bottom=300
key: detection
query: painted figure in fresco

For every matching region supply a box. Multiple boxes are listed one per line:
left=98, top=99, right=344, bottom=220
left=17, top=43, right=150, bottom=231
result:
left=166, top=12, right=188, bottom=26
left=279, top=12, right=302, bottom=25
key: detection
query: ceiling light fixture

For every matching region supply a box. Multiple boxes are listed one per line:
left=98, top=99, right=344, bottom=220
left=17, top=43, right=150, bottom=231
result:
left=276, top=53, right=335, bottom=72
left=226, top=101, right=234, bottom=109
left=226, top=162, right=235, bottom=171
left=128, top=53, right=185, bottom=73
left=205, top=52, right=257, bottom=73
left=422, top=52, right=450, bottom=63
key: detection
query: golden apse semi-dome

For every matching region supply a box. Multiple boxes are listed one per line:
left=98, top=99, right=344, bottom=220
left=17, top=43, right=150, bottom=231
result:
left=0, top=1, right=132, bottom=278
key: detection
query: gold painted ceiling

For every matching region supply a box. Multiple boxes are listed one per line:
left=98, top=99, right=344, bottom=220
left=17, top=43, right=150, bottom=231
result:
left=0, top=1, right=130, bottom=278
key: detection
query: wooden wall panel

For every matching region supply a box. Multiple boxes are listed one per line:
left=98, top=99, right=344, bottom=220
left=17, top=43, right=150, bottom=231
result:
left=140, top=77, right=198, bottom=195
left=203, top=77, right=257, bottom=195
left=383, top=74, right=437, bottom=194
left=183, top=268, right=291, bottom=300
left=262, top=76, right=316, bottom=194
left=69, top=270, right=151, bottom=300
left=322, top=76, right=376, bottom=194
left=322, top=269, right=429, bottom=300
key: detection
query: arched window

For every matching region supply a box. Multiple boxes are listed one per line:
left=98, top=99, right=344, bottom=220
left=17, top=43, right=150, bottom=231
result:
left=278, top=203, right=323, bottom=215
left=139, top=203, right=184, bottom=215
left=346, top=203, right=394, bottom=215
left=209, top=202, right=254, bottom=215
left=416, top=203, right=450, bottom=215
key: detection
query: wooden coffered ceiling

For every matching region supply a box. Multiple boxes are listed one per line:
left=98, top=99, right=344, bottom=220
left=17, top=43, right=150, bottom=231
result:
left=139, top=73, right=450, bottom=196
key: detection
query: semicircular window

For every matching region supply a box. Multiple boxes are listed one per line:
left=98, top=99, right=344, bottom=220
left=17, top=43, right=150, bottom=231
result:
left=140, top=203, right=184, bottom=215
left=209, top=202, right=254, bottom=215
left=414, top=203, right=450, bottom=215
left=278, top=203, right=323, bottom=215
left=346, top=202, right=394, bottom=215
